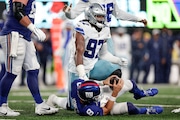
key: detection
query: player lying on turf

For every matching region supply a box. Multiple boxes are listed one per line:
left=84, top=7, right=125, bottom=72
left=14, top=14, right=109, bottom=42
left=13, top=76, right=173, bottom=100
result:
left=47, top=75, right=163, bottom=116
left=171, top=108, right=180, bottom=113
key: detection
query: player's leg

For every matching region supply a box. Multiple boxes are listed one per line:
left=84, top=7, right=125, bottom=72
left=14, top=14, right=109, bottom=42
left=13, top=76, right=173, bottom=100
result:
left=110, top=102, right=163, bottom=115
left=90, top=60, right=158, bottom=99
left=89, top=60, right=120, bottom=80
left=66, top=72, right=79, bottom=110
left=0, top=34, right=26, bottom=116
left=47, top=94, right=67, bottom=109
left=23, top=40, right=58, bottom=115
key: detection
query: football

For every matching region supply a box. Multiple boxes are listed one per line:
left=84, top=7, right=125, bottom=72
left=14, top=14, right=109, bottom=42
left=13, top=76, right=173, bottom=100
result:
left=109, top=77, right=119, bottom=90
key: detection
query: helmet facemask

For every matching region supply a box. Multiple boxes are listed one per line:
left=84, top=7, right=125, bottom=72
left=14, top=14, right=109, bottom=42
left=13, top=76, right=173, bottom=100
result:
left=85, top=3, right=106, bottom=28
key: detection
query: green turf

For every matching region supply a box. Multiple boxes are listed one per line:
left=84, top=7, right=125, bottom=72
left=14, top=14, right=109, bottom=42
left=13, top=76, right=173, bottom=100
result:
left=1, top=84, right=180, bottom=120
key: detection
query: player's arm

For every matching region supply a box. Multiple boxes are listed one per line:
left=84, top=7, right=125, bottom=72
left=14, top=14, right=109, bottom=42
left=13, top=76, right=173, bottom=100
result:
left=75, top=31, right=88, bottom=80
left=113, top=1, right=147, bottom=26
left=102, top=79, right=124, bottom=115
left=12, top=0, right=46, bottom=41
left=63, top=0, right=89, bottom=19
left=99, top=42, right=128, bottom=67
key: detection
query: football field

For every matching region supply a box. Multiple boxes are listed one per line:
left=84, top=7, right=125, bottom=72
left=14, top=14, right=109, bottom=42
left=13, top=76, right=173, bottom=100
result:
left=1, top=84, right=180, bottom=120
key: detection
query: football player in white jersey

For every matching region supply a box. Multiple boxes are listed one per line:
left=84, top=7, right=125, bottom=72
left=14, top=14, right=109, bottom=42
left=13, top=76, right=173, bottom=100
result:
left=65, top=3, right=148, bottom=109
left=63, top=0, right=147, bottom=26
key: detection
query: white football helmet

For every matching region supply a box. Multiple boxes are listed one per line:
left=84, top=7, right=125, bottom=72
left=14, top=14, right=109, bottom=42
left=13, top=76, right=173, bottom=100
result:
left=85, top=3, right=106, bottom=28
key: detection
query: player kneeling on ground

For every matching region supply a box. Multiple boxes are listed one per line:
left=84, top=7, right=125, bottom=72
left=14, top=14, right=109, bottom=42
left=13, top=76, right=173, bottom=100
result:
left=47, top=75, right=163, bottom=116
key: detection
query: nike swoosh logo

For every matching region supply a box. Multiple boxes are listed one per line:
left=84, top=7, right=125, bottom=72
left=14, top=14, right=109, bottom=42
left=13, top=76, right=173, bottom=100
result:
left=0, top=112, right=7, bottom=116
left=43, top=107, right=51, bottom=110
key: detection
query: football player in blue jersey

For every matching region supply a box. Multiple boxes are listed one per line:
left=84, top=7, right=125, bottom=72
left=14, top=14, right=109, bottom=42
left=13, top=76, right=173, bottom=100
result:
left=47, top=75, right=163, bottom=116
left=0, top=0, right=58, bottom=116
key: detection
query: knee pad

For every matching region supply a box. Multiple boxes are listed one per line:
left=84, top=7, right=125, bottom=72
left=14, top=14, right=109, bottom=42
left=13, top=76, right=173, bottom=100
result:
left=110, top=69, right=122, bottom=78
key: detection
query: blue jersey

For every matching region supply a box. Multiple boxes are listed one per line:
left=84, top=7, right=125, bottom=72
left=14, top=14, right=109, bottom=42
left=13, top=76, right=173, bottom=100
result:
left=0, top=0, right=36, bottom=41
left=71, top=79, right=103, bottom=116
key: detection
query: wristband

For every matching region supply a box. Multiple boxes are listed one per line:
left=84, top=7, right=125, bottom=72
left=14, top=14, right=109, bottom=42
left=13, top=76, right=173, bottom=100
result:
left=109, top=96, right=116, bottom=102
left=27, top=23, right=35, bottom=32
left=76, top=64, right=86, bottom=77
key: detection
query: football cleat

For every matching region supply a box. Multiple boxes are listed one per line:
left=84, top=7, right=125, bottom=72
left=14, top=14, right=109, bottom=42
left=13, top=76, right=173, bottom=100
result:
left=130, top=80, right=158, bottom=100
left=0, top=103, right=20, bottom=116
left=171, top=108, right=180, bottom=113
left=146, top=106, right=163, bottom=114
left=134, top=88, right=158, bottom=100
left=35, top=102, right=59, bottom=115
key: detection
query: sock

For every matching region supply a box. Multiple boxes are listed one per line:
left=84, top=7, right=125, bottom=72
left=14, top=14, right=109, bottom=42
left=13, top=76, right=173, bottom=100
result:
left=129, top=80, right=143, bottom=95
left=118, top=80, right=133, bottom=96
left=0, top=72, right=16, bottom=105
left=27, top=69, right=43, bottom=104
left=0, top=63, right=5, bottom=81
left=55, top=96, right=67, bottom=109
left=127, top=102, right=140, bottom=115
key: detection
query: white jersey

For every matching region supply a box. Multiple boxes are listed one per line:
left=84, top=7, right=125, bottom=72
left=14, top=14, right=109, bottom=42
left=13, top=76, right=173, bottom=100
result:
left=68, top=20, right=111, bottom=73
left=68, top=0, right=141, bottom=26
left=112, top=33, right=131, bottom=59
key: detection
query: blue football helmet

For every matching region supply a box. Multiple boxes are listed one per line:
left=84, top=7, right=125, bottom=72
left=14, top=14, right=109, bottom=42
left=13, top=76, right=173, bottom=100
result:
left=78, top=80, right=100, bottom=102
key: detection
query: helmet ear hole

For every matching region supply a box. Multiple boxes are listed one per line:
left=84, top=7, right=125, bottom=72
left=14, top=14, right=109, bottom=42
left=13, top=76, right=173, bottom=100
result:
left=85, top=3, right=106, bottom=28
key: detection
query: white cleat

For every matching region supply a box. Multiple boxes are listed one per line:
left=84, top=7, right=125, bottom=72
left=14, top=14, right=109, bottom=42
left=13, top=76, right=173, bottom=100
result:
left=35, top=102, right=59, bottom=115
left=171, top=108, right=180, bottom=113
left=46, top=94, right=57, bottom=107
left=0, top=103, right=20, bottom=116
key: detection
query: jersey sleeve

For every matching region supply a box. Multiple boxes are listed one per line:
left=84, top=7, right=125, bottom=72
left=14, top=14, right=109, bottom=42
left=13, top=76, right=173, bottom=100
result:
left=113, top=0, right=141, bottom=22
left=68, top=1, right=89, bottom=19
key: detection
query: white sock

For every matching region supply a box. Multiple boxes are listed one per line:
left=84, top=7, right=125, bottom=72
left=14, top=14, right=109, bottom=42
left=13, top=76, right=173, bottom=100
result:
left=118, top=80, right=133, bottom=96
left=54, top=96, right=67, bottom=109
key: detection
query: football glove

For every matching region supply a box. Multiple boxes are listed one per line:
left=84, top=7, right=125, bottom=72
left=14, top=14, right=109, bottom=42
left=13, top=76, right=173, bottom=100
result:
left=119, top=58, right=128, bottom=67
left=27, top=23, right=46, bottom=41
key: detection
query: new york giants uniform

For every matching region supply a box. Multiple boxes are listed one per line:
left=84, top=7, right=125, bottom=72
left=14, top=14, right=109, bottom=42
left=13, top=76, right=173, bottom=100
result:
left=0, top=0, right=39, bottom=75
left=0, top=0, right=35, bottom=41
left=71, top=79, right=103, bottom=116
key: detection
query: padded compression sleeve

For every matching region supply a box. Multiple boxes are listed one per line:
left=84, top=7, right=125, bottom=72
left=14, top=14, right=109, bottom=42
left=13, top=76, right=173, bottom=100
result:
left=13, top=2, right=26, bottom=21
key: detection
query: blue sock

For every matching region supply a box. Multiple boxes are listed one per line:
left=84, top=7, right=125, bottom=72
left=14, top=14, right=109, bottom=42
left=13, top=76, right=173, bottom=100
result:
left=127, top=102, right=140, bottom=115
left=0, top=72, right=16, bottom=105
left=0, top=63, right=5, bottom=81
left=27, top=69, right=43, bottom=104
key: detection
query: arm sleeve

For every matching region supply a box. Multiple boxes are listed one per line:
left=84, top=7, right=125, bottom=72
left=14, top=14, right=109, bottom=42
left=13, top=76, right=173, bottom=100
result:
left=99, top=42, right=120, bottom=64
left=112, top=1, right=141, bottom=22
left=66, top=1, right=90, bottom=19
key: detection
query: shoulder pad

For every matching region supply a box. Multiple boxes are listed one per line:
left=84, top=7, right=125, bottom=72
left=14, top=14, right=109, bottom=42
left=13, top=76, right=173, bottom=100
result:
left=82, top=0, right=89, bottom=2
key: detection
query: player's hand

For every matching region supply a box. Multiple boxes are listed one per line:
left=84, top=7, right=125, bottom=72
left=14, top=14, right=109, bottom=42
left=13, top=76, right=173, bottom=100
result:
left=140, top=19, right=147, bottom=26
left=119, top=58, right=128, bottom=67
left=27, top=23, right=46, bottom=41
left=112, top=78, right=124, bottom=96
left=63, top=4, right=72, bottom=13
left=103, top=75, right=118, bottom=86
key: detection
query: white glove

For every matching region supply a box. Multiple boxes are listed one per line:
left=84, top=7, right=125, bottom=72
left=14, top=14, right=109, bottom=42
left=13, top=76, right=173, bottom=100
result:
left=119, top=58, right=128, bottom=67
left=27, top=23, right=46, bottom=41
left=77, top=64, right=89, bottom=81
